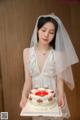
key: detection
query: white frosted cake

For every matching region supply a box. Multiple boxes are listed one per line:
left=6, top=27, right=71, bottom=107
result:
left=20, top=88, right=62, bottom=117
left=28, top=88, right=57, bottom=110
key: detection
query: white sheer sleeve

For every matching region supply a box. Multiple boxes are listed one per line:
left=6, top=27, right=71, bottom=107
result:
left=57, top=66, right=74, bottom=90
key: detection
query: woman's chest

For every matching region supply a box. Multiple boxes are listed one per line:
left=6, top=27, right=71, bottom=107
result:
left=29, top=47, right=56, bottom=76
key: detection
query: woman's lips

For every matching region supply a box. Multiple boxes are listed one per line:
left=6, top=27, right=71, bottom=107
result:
left=42, top=38, right=48, bottom=41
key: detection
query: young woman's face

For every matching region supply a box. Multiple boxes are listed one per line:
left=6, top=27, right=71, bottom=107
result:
left=38, top=22, right=55, bottom=45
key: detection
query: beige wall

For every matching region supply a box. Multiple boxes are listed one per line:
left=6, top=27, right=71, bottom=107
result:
left=0, top=0, right=80, bottom=120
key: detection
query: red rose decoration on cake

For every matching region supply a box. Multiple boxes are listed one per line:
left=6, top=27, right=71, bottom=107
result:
left=35, top=90, right=48, bottom=97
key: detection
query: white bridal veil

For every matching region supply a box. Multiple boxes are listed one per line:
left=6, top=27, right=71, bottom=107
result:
left=30, top=13, right=79, bottom=90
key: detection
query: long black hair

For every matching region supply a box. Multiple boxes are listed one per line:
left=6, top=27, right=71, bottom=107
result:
left=37, top=17, right=58, bottom=49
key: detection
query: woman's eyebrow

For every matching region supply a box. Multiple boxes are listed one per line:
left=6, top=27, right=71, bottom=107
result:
left=42, top=27, right=55, bottom=31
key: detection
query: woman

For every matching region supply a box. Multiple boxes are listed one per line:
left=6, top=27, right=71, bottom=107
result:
left=20, top=13, right=79, bottom=120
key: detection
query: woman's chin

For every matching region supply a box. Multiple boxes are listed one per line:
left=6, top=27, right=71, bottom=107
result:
left=41, top=40, right=49, bottom=45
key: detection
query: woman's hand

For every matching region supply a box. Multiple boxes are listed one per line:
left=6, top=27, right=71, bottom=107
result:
left=58, top=94, right=65, bottom=108
left=20, top=96, right=27, bottom=109
left=57, top=77, right=65, bottom=108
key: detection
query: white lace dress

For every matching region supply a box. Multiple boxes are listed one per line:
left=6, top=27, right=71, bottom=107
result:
left=28, top=46, right=70, bottom=120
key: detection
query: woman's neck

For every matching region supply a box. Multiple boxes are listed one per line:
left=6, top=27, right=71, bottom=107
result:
left=37, top=43, right=50, bottom=52
left=35, top=43, right=52, bottom=56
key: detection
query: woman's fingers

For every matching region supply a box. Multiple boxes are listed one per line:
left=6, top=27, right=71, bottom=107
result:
left=58, top=96, right=65, bottom=108
left=20, top=98, right=27, bottom=108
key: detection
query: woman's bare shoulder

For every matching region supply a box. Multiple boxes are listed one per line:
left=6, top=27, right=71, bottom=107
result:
left=23, top=47, right=30, bottom=52
left=23, top=46, right=34, bottom=54
left=23, top=47, right=30, bottom=55
left=23, top=48, right=30, bottom=60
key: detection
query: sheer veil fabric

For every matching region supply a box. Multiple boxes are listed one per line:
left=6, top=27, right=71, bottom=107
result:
left=30, top=13, right=79, bottom=90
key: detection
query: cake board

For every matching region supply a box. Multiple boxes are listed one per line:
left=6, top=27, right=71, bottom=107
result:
left=20, top=100, right=63, bottom=118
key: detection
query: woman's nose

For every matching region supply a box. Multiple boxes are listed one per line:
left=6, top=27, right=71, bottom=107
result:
left=44, top=31, right=49, bottom=38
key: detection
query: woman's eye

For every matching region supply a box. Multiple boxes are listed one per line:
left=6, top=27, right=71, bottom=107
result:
left=41, top=29, right=46, bottom=32
left=50, top=32, right=54, bottom=34
left=50, top=32, right=53, bottom=34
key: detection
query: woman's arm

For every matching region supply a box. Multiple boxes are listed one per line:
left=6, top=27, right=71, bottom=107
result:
left=57, top=74, right=64, bottom=107
left=20, top=48, right=32, bottom=108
